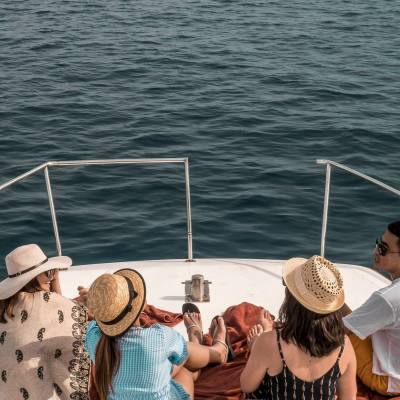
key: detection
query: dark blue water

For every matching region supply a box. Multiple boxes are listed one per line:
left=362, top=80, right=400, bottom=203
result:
left=1, top=0, right=399, bottom=279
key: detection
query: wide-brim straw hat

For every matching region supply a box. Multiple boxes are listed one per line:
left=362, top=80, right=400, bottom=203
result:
left=282, top=255, right=345, bottom=314
left=0, top=244, right=72, bottom=300
left=87, top=268, right=146, bottom=336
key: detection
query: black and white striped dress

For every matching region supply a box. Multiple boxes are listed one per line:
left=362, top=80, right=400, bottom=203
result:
left=248, top=330, right=344, bottom=400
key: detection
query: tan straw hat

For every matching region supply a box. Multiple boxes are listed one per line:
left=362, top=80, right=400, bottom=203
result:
left=282, top=255, right=345, bottom=314
left=0, top=244, right=72, bottom=300
left=87, top=269, right=146, bottom=336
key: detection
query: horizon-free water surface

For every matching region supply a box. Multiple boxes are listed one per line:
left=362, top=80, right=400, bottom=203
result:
left=0, top=0, right=399, bottom=279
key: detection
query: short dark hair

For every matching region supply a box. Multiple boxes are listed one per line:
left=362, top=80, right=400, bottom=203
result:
left=279, top=289, right=345, bottom=357
left=388, top=221, right=400, bottom=249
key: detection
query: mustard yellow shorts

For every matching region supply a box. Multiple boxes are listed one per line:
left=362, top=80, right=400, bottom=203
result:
left=349, top=333, right=399, bottom=396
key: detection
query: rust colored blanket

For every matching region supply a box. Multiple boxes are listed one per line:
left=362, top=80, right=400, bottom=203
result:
left=89, top=302, right=400, bottom=400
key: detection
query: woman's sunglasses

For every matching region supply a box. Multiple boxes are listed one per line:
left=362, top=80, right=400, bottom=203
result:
left=45, top=269, right=57, bottom=279
left=375, top=237, right=400, bottom=257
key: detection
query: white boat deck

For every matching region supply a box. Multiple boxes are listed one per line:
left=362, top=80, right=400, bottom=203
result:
left=60, top=258, right=389, bottom=337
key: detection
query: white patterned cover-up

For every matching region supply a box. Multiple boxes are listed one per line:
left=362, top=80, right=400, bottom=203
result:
left=0, top=291, right=89, bottom=400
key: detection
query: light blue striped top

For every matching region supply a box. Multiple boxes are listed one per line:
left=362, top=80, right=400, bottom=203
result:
left=85, top=321, right=190, bottom=400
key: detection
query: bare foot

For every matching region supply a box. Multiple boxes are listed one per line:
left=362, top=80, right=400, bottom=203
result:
left=210, top=316, right=228, bottom=363
left=183, top=312, right=203, bottom=344
left=247, top=324, right=264, bottom=352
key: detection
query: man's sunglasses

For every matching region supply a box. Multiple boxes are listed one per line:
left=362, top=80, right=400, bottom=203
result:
left=375, top=237, right=400, bottom=257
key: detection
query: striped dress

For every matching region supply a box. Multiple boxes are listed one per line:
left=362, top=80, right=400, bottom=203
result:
left=85, top=321, right=190, bottom=400
left=248, top=330, right=344, bottom=400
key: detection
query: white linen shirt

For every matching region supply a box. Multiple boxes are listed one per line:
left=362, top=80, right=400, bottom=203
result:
left=343, top=278, right=400, bottom=393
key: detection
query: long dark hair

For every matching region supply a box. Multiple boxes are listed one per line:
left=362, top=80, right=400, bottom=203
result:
left=0, top=279, right=41, bottom=323
left=279, top=288, right=345, bottom=357
left=94, top=334, right=121, bottom=400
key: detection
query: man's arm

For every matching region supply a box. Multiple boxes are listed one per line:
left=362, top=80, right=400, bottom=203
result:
left=343, top=293, right=394, bottom=339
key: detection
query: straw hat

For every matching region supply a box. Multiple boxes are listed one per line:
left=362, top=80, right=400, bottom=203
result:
left=87, top=269, right=146, bottom=336
left=0, top=244, right=72, bottom=300
left=282, top=255, right=345, bottom=314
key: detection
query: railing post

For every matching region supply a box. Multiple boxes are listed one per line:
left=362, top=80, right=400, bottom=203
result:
left=320, top=163, right=332, bottom=258
left=44, top=166, right=62, bottom=256
left=184, top=158, right=194, bottom=261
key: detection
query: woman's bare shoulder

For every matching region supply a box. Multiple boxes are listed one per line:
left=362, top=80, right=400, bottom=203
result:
left=339, top=334, right=356, bottom=373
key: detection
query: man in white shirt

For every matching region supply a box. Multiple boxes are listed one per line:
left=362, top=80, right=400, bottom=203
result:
left=343, top=221, right=400, bottom=395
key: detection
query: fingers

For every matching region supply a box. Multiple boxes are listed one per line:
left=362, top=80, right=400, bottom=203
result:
left=260, top=308, right=276, bottom=322
left=77, top=287, right=89, bottom=305
left=273, top=320, right=283, bottom=329
left=247, top=324, right=264, bottom=339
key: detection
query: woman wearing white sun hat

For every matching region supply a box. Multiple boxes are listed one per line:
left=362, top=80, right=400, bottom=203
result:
left=241, top=255, right=357, bottom=400
left=0, top=244, right=89, bottom=400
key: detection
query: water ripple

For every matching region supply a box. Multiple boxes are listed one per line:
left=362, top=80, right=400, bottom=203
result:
left=0, top=0, right=399, bottom=278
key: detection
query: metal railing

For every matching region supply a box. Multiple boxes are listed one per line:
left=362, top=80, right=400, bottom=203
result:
left=316, top=159, right=400, bottom=257
left=0, top=158, right=194, bottom=261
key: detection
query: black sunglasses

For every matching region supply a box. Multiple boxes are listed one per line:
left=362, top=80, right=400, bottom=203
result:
left=375, top=237, right=400, bottom=257
left=45, top=269, right=56, bottom=279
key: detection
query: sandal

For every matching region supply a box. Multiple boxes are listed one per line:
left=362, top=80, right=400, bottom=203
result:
left=182, top=303, right=203, bottom=343
left=210, top=316, right=235, bottom=362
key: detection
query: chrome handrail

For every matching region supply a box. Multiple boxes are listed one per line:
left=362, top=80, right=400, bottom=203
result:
left=316, top=159, right=400, bottom=257
left=0, top=158, right=194, bottom=261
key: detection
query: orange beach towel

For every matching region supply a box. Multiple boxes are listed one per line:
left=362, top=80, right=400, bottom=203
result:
left=89, top=302, right=400, bottom=400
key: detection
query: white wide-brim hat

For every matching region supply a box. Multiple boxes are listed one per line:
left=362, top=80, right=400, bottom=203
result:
left=0, top=244, right=72, bottom=300
left=282, top=255, right=345, bottom=314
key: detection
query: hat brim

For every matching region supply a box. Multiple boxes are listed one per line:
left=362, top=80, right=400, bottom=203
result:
left=282, top=257, right=345, bottom=315
left=96, top=268, right=146, bottom=337
left=0, top=256, right=72, bottom=300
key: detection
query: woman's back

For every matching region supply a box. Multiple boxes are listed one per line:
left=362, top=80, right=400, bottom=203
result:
left=270, top=330, right=345, bottom=380
left=0, top=291, right=89, bottom=400
left=248, top=330, right=356, bottom=400
left=85, top=322, right=188, bottom=400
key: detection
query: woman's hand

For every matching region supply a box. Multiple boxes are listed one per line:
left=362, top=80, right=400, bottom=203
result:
left=77, top=286, right=94, bottom=320
left=50, top=269, right=62, bottom=295
left=77, top=286, right=89, bottom=304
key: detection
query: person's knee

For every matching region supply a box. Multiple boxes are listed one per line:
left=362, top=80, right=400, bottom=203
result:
left=362, top=375, right=390, bottom=396
left=174, top=367, right=194, bottom=398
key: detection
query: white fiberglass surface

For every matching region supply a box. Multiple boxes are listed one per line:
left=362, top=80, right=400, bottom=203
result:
left=59, top=258, right=389, bottom=337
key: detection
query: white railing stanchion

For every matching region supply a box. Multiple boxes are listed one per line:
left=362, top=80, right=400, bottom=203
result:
left=317, top=159, right=400, bottom=257
left=184, top=158, right=194, bottom=262
left=0, top=163, right=48, bottom=191
left=44, top=166, right=62, bottom=256
left=320, top=163, right=331, bottom=258
left=0, top=159, right=194, bottom=260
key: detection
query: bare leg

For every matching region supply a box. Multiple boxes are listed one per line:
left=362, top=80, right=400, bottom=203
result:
left=173, top=367, right=195, bottom=399
left=184, top=315, right=228, bottom=370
